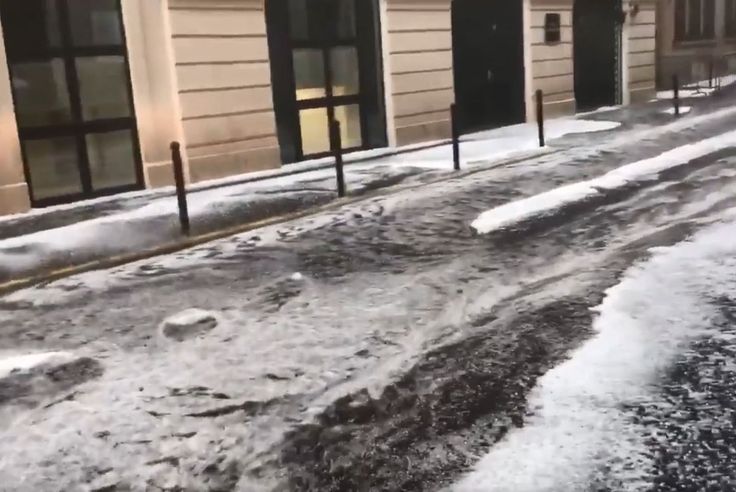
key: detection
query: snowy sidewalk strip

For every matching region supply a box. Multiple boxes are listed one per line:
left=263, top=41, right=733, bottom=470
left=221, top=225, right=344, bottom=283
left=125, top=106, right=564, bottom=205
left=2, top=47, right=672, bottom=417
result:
left=0, top=117, right=618, bottom=228
left=376, top=118, right=620, bottom=169
left=471, top=129, right=736, bottom=234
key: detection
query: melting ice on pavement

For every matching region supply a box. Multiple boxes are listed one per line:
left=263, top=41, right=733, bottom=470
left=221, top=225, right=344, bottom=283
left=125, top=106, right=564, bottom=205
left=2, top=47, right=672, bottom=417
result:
left=471, top=129, right=736, bottom=234
left=159, top=308, right=218, bottom=342
left=380, top=118, right=621, bottom=170
left=662, top=106, right=692, bottom=115
left=453, top=216, right=736, bottom=492
left=0, top=352, right=75, bottom=379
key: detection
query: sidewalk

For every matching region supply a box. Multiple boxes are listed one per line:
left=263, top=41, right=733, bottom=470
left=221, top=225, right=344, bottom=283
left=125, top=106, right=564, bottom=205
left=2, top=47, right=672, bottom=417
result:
left=0, top=84, right=732, bottom=289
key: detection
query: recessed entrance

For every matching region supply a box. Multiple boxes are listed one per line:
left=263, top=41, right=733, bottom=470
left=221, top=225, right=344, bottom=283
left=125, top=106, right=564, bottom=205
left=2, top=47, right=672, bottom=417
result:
left=265, top=0, right=387, bottom=163
left=573, top=0, right=620, bottom=111
left=0, top=0, right=143, bottom=207
left=451, top=0, right=526, bottom=133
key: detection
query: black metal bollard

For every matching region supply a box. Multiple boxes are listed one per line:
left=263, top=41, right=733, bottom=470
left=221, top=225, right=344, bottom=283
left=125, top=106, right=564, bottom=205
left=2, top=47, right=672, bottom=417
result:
left=329, top=119, right=346, bottom=198
left=535, top=89, right=545, bottom=147
left=672, top=74, right=680, bottom=117
left=450, top=103, right=460, bottom=171
left=709, top=59, right=714, bottom=89
left=170, top=141, right=190, bottom=236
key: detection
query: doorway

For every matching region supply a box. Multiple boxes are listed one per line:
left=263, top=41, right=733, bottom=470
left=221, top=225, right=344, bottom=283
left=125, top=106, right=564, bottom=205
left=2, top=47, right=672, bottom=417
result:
left=451, top=0, right=526, bottom=133
left=0, top=0, right=143, bottom=207
left=265, top=0, right=387, bottom=163
left=573, top=0, right=620, bottom=111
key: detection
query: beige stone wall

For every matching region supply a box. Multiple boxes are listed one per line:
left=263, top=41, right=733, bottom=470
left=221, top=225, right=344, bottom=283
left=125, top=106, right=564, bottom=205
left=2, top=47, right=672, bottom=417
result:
left=0, top=15, right=30, bottom=216
left=530, top=1, right=576, bottom=117
left=122, top=0, right=185, bottom=188
left=627, top=1, right=657, bottom=102
left=385, top=0, right=453, bottom=146
left=529, top=0, right=658, bottom=113
left=168, top=0, right=280, bottom=183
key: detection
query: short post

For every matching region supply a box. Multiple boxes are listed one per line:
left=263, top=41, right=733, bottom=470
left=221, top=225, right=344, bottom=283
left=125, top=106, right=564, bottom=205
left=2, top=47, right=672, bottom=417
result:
left=709, top=58, right=714, bottom=89
left=329, top=119, right=346, bottom=198
left=450, top=103, right=460, bottom=171
left=672, top=74, right=680, bottom=117
left=170, top=141, right=190, bottom=236
left=535, top=89, right=545, bottom=147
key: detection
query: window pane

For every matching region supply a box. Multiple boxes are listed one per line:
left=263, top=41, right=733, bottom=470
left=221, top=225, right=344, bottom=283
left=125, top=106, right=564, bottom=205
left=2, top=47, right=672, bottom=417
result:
left=287, top=0, right=354, bottom=41
left=0, top=0, right=61, bottom=59
left=334, top=104, right=362, bottom=149
left=688, top=0, right=702, bottom=38
left=703, top=0, right=715, bottom=38
left=25, top=137, right=82, bottom=200
left=674, top=0, right=687, bottom=40
left=299, top=107, right=330, bottom=156
left=287, top=0, right=331, bottom=41
left=287, top=0, right=310, bottom=40
left=68, top=0, right=122, bottom=46
left=293, top=49, right=326, bottom=100
left=331, top=46, right=360, bottom=96
left=334, top=0, right=356, bottom=39
left=86, top=130, right=138, bottom=190
left=11, top=59, right=71, bottom=127
left=76, top=56, right=131, bottom=120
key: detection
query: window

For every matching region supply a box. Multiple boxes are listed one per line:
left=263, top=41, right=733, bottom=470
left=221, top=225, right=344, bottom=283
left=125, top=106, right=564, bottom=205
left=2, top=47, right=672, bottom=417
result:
left=0, top=0, right=142, bottom=206
left=266, top=0, right=387, bottom=162
left=726, top=0, right=736, bottom=37
left=288, top=0, right=363, bottom=156
left=675, top=0, right=716, bottom=41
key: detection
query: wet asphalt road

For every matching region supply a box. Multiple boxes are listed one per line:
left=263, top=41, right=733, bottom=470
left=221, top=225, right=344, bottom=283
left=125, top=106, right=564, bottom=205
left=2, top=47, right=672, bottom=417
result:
left=4, top=95, right=736, bottom=490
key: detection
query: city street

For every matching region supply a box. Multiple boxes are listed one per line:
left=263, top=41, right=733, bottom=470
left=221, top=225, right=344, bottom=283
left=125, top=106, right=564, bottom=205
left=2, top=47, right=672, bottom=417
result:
left=4, top=93, right=736, bottom=491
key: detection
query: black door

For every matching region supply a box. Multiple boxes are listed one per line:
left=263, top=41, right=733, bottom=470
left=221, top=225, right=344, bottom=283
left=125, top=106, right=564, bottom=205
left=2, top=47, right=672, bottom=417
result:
left=573, top=0, right=619, bottom=111
left=265, top=0, right=387, bottom=163
left=452, top=0, right=525, bottom=132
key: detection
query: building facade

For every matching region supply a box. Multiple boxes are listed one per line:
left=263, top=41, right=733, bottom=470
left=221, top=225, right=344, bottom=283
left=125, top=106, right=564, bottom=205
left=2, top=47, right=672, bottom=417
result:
left=656, top=0, right=736, bottom=88
left=0, top=0, right=657, bottom=217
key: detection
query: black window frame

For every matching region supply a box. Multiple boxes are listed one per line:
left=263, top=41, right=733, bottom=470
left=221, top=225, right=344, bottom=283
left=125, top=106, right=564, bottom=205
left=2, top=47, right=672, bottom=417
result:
left=289, top=0, right=363, bottom=158
left=266, top=0, right=387, bottom=163
left=675, top=0, right=716, bottom=42
left=0, top=0, right=144, bottom=207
